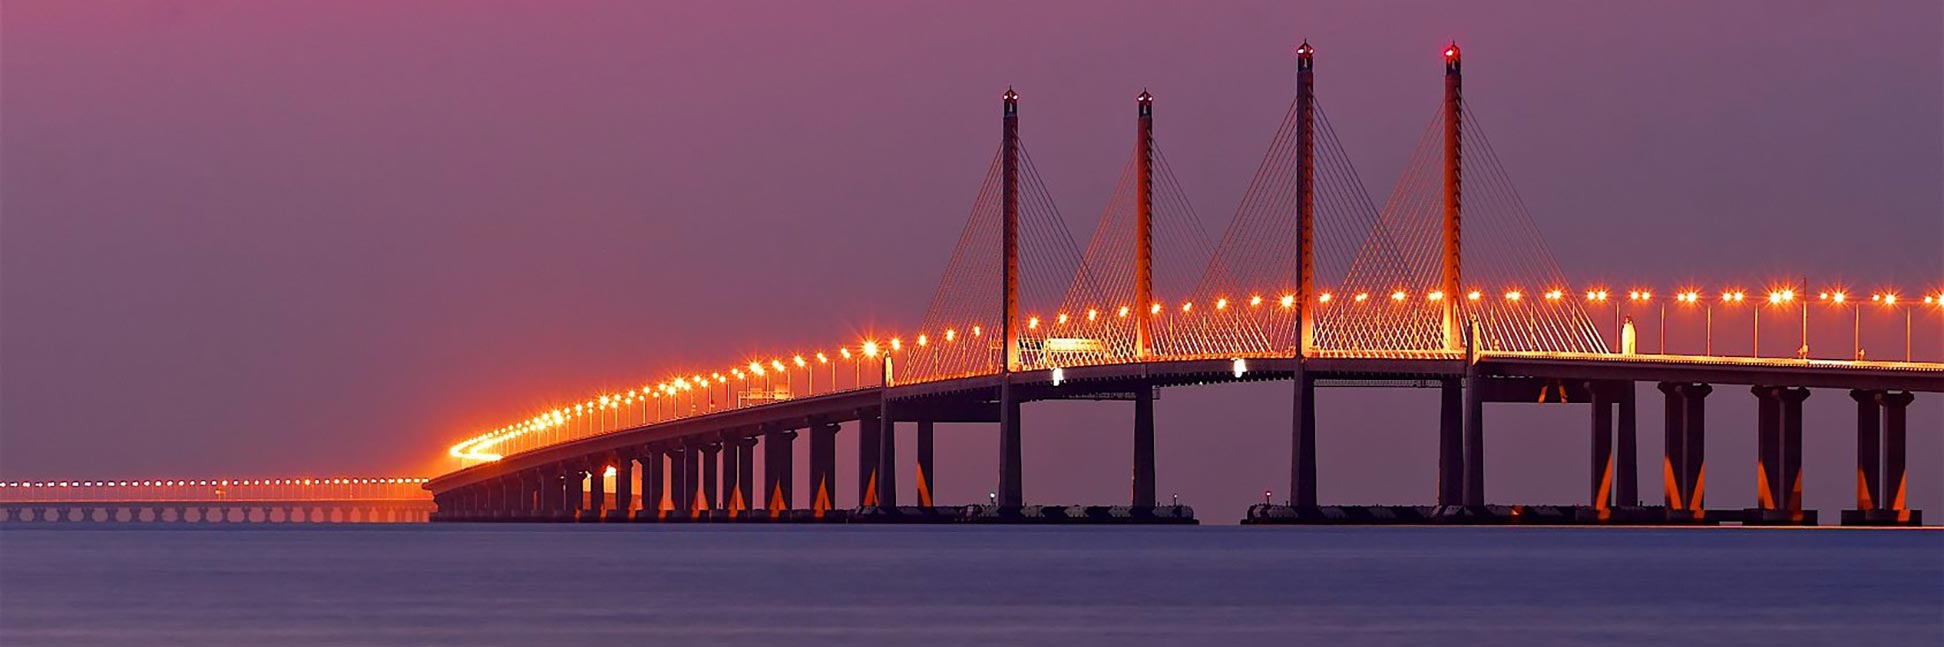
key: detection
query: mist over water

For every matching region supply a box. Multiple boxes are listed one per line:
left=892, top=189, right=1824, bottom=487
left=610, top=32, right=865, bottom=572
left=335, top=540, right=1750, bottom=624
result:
left=1, top=525, right=1937, bottom=646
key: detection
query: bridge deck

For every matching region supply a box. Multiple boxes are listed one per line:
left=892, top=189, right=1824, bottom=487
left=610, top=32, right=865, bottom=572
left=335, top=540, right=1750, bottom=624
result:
left=428, top=352, right=1940, bottom=493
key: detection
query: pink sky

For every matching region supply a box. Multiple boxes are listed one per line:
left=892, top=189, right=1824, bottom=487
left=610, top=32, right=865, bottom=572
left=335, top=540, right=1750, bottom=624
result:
left=3, top=1, right=1939, bottom=518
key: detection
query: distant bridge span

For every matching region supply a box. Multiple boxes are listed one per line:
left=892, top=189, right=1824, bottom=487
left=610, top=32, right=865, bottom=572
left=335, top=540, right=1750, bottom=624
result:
left=0, top=478, right=435, bottom=524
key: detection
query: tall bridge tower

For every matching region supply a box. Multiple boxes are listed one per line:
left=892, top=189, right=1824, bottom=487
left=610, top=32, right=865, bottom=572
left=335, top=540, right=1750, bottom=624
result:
left=1441, top=42, right=1465, bottom=352
left=1290, top=40, right=1320, bottom=508
left=1132, top=90, right=1158, bottom=508
left=998, top=88, right=1024, bottom=508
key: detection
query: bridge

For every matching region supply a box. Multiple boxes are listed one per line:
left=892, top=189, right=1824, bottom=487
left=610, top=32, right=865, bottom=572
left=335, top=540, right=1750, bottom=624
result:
left=0, top=478, right=435, bottom=523
left=421, top=44, right=1933, bottom=525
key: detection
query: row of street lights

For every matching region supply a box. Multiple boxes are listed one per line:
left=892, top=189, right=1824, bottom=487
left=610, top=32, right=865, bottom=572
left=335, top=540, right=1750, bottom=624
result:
left=450, top=284, right=1940, bottom=463
left=1587, top=286, right=1937, bottom=361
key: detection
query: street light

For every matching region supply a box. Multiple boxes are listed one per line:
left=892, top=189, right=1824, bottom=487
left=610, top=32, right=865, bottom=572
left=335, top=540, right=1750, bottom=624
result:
left=1629, top=290, right=1660, bottom=354
left=1820, top=291, right=1859, bottom=360
left=860, top=341, right=879, bottom=386
left=1585, top=289, right=1616, bottom=352
left=1873, top=293, right=1909, bottom=361
left=817, top=352, right=833, bottom=394
left=1719, top=290, right=1746, bottom=356
left=1766, top=287, right=1801, bottom=359
left=1675, top=291, right=1702, bottom=354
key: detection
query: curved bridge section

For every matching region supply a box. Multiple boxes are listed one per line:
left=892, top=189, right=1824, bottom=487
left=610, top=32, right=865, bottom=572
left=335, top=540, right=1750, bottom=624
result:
left=425, top=353, right=1940, bottom=525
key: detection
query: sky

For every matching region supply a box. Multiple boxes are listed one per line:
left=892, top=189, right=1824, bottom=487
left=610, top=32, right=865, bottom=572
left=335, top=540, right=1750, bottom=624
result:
left=3, top=1, right=1940, bottom=520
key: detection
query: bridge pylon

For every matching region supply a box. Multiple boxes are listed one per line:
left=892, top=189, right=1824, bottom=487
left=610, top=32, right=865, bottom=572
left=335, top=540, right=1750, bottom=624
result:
left=1132, top=90, right=1158, bottom=508
left=1290, top=40, right=1319, bottom=508
left=998, top=88, right=1024, bottom=508
left=1441, top=42, right=1464, bottom=353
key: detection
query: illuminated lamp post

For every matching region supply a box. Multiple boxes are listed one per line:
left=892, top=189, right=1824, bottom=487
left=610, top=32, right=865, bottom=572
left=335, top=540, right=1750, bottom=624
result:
left=1766, top=288, right=1799, bottom=358
left=1820, top=291, right=1859, bottom=360
left=861, top=341, right=880, bottom=386
left=1719, top=290, right=1745, bottom=356
left=1872, top=293, right=1909, bottom=361
left=1628, top=290, right=1659, bottom=354
left=1583, top=289, right=1615, bottom=352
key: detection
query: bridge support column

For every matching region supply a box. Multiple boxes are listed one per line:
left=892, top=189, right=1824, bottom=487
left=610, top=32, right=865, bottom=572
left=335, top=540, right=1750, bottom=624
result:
left=562, top=465, right=585, bottom=521
left=588, top=460, right=607, bottom=521
left=878, top=411, right=897, bottom=509
left=737, top=437, right=756, bottom=515
left=1590, top=387, right=1614, bottom=511
left=1779, top=387, right=1808, bottom=515
left=539, top=468, right=561, bottom=518
left=720, top=435, right=741, bottom=515
left=533, top=470, right=551, bottom=519
left=998, top=380, right=1023, bottom=508
left=667, top=448, right=686, bottom=518
left=641, top=448, right=664, bottom=519
left=1753, top=386, right=1782, bottom=510
left=521, top=471, right=541, bottom=519
left=1461, top=373, right=1486, bottom=506
left=495, top=478, right=514, bottom=519
left=1679, top=383, right=1712, bottom=520
left=1844, top=391, right=1920, bottom=525
left=508, top=475, right=522, bottom=518
left=501, top=475, right=516, bottom=519
left=1616, top=384, right=1638, bottom=506
left=702, top=442, right=721, bottom=515
left=1880, top=391, right=1913, bottom=516
left=858, top=409, right=882, bottom=506
left=611, top=453, right=633, bottom=521
left=1290, top=366, right=1317, bottom=509
left=809, top=423, right=837, bottom=515
left=1437, top=377, right=1463, bottom=506
left=679, top=442, right=700, bottom=516
left=761, top=427, right=781, bottom=511
left=529, top=471, right=547, bottom=518
left=1134, top=385, right=1157, bottom=508
left=526, top=473, right=548, bottom=521
left=1850, top=390, right=1882, bottom=511
left=479, top=479, right=497, bottom=519
left=1658, top=382, right=1685, bottom=512
left=917, top=420, right=936, bottom=507
left=765, top=428, right=796, bottom=513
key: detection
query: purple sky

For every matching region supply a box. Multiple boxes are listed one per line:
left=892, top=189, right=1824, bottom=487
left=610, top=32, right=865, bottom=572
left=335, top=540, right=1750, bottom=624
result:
left=4, top=1, right=1939, bottom=518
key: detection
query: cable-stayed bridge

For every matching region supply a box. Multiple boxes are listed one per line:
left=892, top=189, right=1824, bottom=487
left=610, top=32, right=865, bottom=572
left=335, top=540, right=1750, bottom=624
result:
left=425, top=43, right=1942, bottom=526
left=17, top=43, right=1932, bottom=526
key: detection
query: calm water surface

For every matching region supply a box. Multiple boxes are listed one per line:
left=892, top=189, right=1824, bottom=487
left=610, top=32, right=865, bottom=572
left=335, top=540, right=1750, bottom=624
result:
left=1, top=525, right=1938, bottom=646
